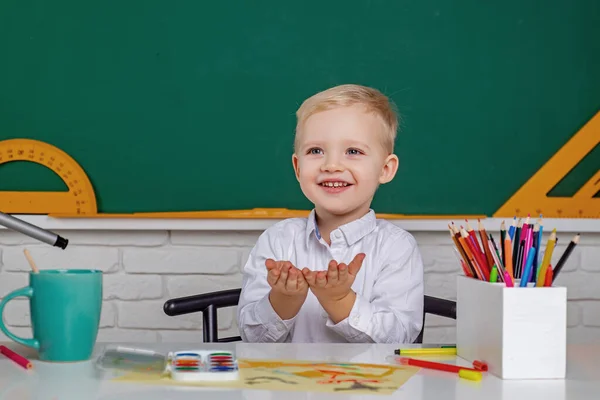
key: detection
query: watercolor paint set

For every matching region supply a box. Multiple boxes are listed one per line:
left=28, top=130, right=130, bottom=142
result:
left=168, top=349, right=239, bottom=381
left=95, top=345, right=239, bottom=382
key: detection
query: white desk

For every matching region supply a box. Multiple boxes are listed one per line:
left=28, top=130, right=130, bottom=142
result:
left=1, top=342, right=599, bottom=399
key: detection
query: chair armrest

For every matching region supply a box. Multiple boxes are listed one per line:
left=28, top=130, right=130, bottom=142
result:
left=163, top=288, right=242, bottom=316
left=424, top=295, right=456, bottom=319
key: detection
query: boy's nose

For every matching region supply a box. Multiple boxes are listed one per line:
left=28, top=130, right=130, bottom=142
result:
left=321, top=157, right=344, bottom=172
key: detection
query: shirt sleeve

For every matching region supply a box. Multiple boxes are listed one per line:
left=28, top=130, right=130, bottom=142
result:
left=237, top=224, right=298, bottom=343
left=325, top=232, right=425, bottom=343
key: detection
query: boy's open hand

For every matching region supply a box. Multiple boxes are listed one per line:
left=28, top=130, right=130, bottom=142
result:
left=265, top=259, right=308, bottom=298
left=302, top=253, right=366, bottom=302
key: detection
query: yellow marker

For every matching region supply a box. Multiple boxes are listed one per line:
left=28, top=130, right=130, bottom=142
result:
left=536, top=228, right=557, bottom=287
left=395, top=348, right=457, bottom=356
left=459, top=369, right=482, bottom=381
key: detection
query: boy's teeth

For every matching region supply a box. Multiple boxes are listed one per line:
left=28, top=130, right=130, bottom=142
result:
left=322, top=182, right=348, bottom=187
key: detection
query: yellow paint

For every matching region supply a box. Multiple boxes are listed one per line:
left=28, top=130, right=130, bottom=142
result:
left=494, top=111, right=600, bottom=218
left=0, top=139, right=97, bottom=215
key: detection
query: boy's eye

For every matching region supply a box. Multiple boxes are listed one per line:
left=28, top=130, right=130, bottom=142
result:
left=307, top=148, right=323, bottom=155
left=347, top=148, right=363, bottom=155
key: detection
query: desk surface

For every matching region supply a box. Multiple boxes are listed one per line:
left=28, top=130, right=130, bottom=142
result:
left=1, top=342, right=599, bottom=400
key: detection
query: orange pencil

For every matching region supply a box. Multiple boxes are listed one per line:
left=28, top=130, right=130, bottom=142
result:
left=503, top=235, right=514, bottom=279
left=449, top=227, right=474, bottom=277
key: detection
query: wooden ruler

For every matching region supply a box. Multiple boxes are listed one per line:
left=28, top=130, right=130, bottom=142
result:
left=494, top=111, right=600, bottom=218
left=0, top=139, right=97, bottom=215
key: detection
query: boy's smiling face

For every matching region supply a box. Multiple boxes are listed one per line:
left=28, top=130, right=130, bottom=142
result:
left=292, top=104, right=399, bottom=223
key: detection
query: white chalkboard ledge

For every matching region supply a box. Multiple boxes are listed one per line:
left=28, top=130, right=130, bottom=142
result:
left=1, top=214, right=599, bottom=233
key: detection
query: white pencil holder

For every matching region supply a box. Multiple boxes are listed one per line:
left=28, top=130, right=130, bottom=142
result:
left=456, top=275, right=567, bottom=379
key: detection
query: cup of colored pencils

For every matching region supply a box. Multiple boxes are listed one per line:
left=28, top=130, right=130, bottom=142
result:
left=448, top=215, right=579, bottom=287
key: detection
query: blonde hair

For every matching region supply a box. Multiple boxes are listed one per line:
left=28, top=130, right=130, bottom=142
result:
left=294, top=84, right=398, bottom=154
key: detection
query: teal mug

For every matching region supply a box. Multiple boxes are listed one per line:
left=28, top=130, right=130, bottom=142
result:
left=0, top=269, right=102, bottom=362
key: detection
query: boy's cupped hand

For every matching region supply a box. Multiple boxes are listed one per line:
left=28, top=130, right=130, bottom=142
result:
left=302, top=253, right=366, bottom=302
left=265, top=259, right=308, bottom=297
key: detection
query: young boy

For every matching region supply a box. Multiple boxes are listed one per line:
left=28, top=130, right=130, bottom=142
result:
left=237, top=84, right=424, bottom=343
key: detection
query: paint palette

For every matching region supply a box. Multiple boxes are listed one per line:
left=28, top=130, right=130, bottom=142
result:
left=95, top=346, right=169, bottom=377
left=95, top=346, right=239, bottom=382
left=167, top=350, right=239, bottom=382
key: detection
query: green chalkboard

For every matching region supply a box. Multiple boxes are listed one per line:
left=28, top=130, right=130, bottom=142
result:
left=1, top=1, right=599, bottom=215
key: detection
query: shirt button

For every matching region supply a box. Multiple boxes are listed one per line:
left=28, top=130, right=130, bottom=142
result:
left=333, top=231, right=341, bottom=239
left=352, top=315, right=360, bottom=325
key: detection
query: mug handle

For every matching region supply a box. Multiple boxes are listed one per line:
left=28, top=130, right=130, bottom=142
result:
left=0, top=287, right=40, bottom=350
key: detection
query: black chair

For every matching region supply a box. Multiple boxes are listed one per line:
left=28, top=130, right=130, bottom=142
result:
left=164, top=289, right=456, bottom=343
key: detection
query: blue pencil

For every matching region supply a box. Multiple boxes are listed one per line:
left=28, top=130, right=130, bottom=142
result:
left=520, top=247, right=537, bottom=287
left=508, top=216, right=516, bottom=240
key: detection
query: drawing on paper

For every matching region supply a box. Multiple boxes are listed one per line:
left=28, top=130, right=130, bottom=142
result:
left=110, top=358, right=419, bottom=395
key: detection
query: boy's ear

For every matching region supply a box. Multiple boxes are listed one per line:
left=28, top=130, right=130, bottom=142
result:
left=379, top=153, right=399, bottom=184
left=292, top=153, right=301, bottom=181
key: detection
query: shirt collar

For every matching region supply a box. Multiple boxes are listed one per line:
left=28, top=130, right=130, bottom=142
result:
left=305, top=209, right=377, bottom=247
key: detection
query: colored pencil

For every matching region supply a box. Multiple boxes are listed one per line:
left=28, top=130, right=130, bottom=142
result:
left=515, top=239, right=525, bottom=279
left=519, top=246, right=536, bottom=287
left=0, top=345, right=33, bottom=370
left=545, top=265, right=553, bottom=286
left=536, top=229, right=557, bottom=287
left=520, top=225, right=529, bottom=274
left=500, top=221, right=506, bottom=268
left=461, top=227, right=490, bottom=280
left=458, top=233, right=484, bottom=280
left=524, top=225, right=536, bottom=282
left=512, top=218, right=522, bottom=268
left=508, top=216, right=516, bottom=240
left=450, top=224, right=478, bottom=278
left=536, top=215, right=544, bottom=278
left=450, top=228, right=474, bottom=278
left=478, top=220, right=495, bottom=270
left=523, top=214, right=530, bottom=230
left=552, top=233, right=580, bottom=283
left=503, top=235, right=514, bottom=279
left=488, top=236, right=506, bottom=280
left=531, top=223, right=540, bottom=283
left=465, top=220, right=484, bottom=257
left=393, top=356, right=477, bottom=373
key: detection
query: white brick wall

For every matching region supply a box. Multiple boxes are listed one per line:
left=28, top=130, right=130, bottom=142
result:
left=1, top=229, right=598, bottom=344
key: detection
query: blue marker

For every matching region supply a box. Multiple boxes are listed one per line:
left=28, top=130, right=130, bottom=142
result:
left=520, top=247, right=536, bottom=287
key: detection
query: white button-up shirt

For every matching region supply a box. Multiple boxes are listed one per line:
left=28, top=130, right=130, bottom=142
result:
left=237, top=209, right=424, bottom=343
